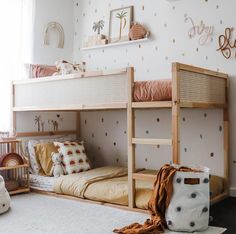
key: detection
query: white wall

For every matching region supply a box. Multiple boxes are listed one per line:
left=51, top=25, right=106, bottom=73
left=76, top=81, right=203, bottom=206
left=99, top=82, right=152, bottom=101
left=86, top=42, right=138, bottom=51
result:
left=33, top=0, right=74, bottom=65
left=73, top=0, right=236, bottom=195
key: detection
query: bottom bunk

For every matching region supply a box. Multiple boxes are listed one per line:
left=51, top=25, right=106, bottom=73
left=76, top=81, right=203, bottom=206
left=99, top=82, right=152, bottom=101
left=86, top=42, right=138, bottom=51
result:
left=28, top=166, right=225, bottom=210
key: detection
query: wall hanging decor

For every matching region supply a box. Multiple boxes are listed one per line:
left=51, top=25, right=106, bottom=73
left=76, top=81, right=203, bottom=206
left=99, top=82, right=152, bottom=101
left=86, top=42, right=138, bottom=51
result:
left=184, top=16, right=214, bottom=45
left=108, top=6, right=133, bottom=43
left=217, top=27, right=236, bottom=59
left=44, top=21, right=65, bottom=48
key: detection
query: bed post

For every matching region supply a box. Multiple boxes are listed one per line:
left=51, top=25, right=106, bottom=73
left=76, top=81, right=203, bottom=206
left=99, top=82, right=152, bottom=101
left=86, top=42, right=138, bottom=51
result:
left=76, top=111, right=81, bottom=140
left=12, top=82, right=16, bottom=136
left=172, top=63, right=180, bottom=164
left=127, top=67, right=135, bottom=208
left=223, top=78, right=229, bottom=195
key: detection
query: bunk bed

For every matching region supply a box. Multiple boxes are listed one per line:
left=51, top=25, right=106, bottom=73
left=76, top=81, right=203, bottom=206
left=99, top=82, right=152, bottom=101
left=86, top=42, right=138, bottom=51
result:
left=12, top=62, right=229, bottom=212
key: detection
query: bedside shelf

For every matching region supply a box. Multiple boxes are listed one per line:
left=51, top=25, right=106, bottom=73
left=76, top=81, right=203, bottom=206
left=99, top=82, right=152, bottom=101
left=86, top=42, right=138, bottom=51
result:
left=0, top=139, right=30, bottom=195
left=80, top=38, right=150, bottom=51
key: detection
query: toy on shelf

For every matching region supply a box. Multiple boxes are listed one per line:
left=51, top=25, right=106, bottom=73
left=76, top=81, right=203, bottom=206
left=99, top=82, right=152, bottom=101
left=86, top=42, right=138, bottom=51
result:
left=0, top=139, right=29, bottom=195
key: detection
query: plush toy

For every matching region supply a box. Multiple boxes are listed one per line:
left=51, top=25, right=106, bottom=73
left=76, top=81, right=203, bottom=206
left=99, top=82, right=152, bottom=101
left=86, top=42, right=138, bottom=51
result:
left=53, top=60, right=86, bottom=76
left=0, top=175, right=11, bottom=214
left=50, top=152, right=66, bottom=177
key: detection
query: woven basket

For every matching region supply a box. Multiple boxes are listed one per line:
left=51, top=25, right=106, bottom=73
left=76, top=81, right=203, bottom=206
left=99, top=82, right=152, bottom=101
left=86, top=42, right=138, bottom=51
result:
left=5, top=180, right=19, bottom=191
left=129, top=23, right=147, bottom=40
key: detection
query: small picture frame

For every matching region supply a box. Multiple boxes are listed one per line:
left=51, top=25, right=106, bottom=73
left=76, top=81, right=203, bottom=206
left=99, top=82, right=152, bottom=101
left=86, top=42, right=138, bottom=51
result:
left=108, top=6, right=133, bottom=43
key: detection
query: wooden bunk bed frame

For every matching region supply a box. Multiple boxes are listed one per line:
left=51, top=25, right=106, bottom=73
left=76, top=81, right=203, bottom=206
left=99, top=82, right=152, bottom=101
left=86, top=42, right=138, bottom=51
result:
left=12, top=62, right=229, bottom=211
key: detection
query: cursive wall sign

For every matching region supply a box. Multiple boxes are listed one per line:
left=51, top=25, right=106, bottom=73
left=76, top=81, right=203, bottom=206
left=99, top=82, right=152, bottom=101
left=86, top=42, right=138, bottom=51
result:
left=184, top=16, right=214, bottom=45
left=217, top=27, right=236, bottom=59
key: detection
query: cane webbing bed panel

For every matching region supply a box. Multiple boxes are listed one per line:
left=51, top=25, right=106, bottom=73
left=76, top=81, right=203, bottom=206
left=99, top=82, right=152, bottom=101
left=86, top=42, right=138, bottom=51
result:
left=179, top=70, right=226, bottom=104
left=14, top=73, right=128, bottom=109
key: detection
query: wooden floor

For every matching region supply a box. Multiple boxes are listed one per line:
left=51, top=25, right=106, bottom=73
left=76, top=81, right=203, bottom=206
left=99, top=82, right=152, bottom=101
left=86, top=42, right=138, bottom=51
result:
left=210, top=197, right=236, bottom=234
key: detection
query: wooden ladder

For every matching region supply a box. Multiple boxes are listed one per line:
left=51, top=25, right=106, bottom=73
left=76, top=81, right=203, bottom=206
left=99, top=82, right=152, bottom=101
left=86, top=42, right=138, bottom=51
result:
left=127, top=65, right=180, bottom=208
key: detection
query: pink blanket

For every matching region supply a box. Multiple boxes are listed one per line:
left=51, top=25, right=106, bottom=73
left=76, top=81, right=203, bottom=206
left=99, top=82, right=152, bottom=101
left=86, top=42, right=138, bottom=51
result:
left=30, top=64, right=57, bottom=78
left=133, top=80, right=172, bottom=102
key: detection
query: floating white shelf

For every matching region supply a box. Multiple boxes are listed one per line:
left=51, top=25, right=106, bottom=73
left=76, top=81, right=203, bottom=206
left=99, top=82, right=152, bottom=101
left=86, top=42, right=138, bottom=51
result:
left=80, top=38, right=150, bottom=51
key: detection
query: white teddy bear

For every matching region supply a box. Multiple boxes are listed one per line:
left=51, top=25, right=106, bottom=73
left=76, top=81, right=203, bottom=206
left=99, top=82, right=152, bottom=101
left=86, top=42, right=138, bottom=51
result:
left=0, top=175, right=11, bottom=215
left=50, top=152, right=66, bottom=177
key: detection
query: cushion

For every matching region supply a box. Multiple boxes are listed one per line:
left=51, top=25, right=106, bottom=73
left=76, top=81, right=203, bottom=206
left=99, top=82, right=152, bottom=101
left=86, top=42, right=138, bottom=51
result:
left=54, top=141, right=90, bottom=174
left=27, top=135, right=75, bottom=174
left=30, top=64, right=57, bottom=78
left=34, top=142, right=59, bottom=176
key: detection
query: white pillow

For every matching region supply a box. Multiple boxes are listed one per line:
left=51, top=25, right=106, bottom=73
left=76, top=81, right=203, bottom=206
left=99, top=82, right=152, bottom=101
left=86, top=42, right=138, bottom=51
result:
left=54, top=141, right=90, bottom=175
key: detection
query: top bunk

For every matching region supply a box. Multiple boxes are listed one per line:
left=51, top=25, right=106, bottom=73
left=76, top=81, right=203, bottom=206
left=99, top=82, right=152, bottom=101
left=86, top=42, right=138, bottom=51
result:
left=12, top=62, right=228, bottom=112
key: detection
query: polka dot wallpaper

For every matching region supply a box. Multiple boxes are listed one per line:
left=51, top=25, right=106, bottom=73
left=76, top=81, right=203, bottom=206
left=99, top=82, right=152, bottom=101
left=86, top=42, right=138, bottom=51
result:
left=73, top=0, right=236, bottom=192
left=80, top=109, right=224, bottom=177
left=73, top=0, right=236, bottom=193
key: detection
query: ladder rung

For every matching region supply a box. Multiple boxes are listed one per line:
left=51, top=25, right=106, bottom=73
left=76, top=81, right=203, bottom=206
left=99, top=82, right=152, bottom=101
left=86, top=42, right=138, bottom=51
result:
left=133, top=173, right=156, bottom=181
left=132, top=138, right=172, bottom=145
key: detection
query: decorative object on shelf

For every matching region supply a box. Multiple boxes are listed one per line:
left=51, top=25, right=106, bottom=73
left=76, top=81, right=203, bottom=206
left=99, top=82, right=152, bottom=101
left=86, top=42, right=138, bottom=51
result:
left=0, top=153, right=24, bottom=167
left=93, top=20, right=105, bottom=35
left=0, top=175, right=11, bottom=214
left=84, top=35, right=108, bottom=47
left=83, top=20, right=107, bottom=48
left=0, top=131, right=16, bottom=141
left=217, top=27, right=235, bottom=59
left=34, top=115, right=42, bottom=132
left=54, top=60, right=86, bottom=75
left=109, top=6, right=133, bottom=43
left=44, top=21, right=65, bottom=48
left=0, top=132, right=9, bottom=140
left=129, top=23, right=150, bottom=40
left=184, top=16, right=214, bottom=45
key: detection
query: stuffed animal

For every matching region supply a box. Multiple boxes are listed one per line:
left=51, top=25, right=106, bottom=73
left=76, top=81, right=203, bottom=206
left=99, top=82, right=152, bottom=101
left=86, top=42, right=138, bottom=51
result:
left=0, top=175, right=11, bottom=214
left=53, top=60, right=86, bottom=76
left=50, top=152, right=66, bottom=177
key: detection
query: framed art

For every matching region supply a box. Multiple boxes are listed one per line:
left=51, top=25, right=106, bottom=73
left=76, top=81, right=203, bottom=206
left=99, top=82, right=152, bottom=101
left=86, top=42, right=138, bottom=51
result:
left=108, top=6, right=133, bottom=43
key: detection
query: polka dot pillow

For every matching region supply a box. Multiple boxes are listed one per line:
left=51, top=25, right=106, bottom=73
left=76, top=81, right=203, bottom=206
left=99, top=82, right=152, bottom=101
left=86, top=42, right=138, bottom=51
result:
left=54, top=141, right=90, bottom=174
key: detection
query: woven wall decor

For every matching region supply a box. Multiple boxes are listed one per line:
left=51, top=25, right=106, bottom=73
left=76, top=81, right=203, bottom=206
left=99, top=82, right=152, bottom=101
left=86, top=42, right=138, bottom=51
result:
left=129, top=23, right=149, bottom=40
left=44, top=21, right=65, bottom=48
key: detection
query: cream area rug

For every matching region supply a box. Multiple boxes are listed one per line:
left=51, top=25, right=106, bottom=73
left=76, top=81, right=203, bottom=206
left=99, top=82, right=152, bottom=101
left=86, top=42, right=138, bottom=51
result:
left=0, top=193, right=226, bottom=234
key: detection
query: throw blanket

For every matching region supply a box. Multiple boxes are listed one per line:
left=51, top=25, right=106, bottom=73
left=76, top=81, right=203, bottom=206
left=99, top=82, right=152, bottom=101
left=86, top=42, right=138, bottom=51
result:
left=54, top=166, right=128, bottom=198
left=114, top=164, right=198, bottom=234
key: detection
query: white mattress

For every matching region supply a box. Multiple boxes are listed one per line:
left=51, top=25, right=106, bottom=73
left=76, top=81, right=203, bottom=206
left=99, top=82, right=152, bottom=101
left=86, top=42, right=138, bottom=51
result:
left=30, top=174, right=56, bottom=192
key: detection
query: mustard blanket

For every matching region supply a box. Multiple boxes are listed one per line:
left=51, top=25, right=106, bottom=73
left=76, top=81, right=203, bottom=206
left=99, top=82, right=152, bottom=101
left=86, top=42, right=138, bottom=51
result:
left=54, top=166, right=128, bottom=198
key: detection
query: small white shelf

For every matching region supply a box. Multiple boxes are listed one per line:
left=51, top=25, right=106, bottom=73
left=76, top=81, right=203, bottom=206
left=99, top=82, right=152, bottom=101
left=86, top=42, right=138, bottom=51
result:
left=80, top=38, right=150, bottom=51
